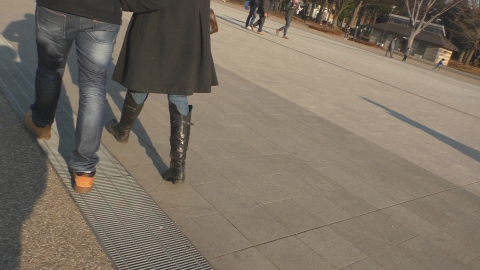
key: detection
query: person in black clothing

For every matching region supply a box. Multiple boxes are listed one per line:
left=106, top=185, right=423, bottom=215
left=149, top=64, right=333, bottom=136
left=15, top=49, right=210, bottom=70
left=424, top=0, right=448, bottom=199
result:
left=252, top=0, right=271, bottom=35
left=385, top=36, right=397, bottom=58
left=245, top=0, right=257, bottom=29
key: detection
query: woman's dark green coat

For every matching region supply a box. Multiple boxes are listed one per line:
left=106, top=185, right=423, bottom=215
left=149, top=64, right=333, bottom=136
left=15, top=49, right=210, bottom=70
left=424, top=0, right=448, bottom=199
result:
left=113, top=0, right=218, bottom=95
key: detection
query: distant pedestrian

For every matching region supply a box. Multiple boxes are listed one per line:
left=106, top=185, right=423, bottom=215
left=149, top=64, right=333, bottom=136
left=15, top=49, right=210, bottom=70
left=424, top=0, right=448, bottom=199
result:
left=344, top=26, right=350, bottom=40
left=252, top=0, right=270, bottom=35
left=385, top=36, right=397, bottom=58
left=301, top=6, right=308, bottom=23
left=353, top=26, right=359, bottom=42
left=276, top=0, right=298, bottom=39
left=433, top=58, right=445, bottom=71
left=402, top=48, right=410, bottom=61
left=245, top=0, right=257, bottom=30
left=356, top=28, right=363, bottom=42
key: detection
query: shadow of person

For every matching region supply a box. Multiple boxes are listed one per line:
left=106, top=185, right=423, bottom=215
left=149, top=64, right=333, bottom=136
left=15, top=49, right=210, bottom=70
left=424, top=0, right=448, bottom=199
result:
left=361, top=97, right=480, bottom=163
left=0, top=46, right=47, bottom=269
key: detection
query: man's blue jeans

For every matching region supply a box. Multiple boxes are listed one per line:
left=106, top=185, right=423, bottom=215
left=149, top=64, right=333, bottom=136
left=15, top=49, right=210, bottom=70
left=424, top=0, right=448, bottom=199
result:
left=129, top=90, right=190, bottom=116
left=31, top=5, right=120, bottom=172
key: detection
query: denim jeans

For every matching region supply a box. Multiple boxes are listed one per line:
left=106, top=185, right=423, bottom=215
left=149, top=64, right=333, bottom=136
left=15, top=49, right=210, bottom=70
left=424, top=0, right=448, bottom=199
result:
left=246, top=7, right=257, bottom=27
left=31, top=5, right=120, bottom=172
left=253, top=15, right=266, bottom=32
left=279, top=15, right=293, bottom=36
left=129, top=90, right=190, bottom=116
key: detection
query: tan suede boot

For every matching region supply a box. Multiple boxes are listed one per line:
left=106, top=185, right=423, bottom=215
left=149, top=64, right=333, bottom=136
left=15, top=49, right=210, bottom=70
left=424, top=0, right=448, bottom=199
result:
left=24, top=111, right=51, bottom=140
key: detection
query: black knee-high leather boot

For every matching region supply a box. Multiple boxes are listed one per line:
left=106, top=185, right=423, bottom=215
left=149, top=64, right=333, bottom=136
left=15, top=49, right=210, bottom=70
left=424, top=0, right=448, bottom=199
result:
left=107, top=91, right=144, bottom=143
left=163, top=103, right=193, bottom=184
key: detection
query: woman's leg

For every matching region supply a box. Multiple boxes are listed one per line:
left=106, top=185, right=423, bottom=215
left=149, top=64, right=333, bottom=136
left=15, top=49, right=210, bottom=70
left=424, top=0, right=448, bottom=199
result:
left=168, top=95, right=189, bottom=116
left=107, top=89, right=148, bottom=143
left=164, top=95, right=193, bottom=184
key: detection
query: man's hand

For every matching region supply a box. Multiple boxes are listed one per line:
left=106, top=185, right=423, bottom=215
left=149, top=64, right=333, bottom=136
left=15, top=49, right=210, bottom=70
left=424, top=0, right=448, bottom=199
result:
left=265, top=13, right=268, bottom=17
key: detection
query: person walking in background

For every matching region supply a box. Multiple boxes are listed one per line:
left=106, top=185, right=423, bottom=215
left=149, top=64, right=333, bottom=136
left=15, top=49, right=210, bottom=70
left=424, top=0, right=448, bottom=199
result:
left=385, top=36, right=397, bottom=58
left=352, top=25, right=359, bottom=42
left=245, top=0, right=257, bottom=30
left=24, top=0, right=138, bottom=193
left=433, top=58, right=445, bottom=71
left=108, top=0, right=218, bottom=185
left=402, top=48, right=410, bottom=61
left=344, top=25, right=350, bottom=40
left=301, top=6, right=308, bottom=23
left=252, top=0, right=271, bottom=35
left=276, top=0, right=298, bottom=40
left=356, top=27, right=363, bottom=42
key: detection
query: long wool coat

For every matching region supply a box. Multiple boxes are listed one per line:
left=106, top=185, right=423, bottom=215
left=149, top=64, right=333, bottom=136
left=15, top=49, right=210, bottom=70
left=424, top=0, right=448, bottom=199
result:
left=113, top=0, right=218, bottom=95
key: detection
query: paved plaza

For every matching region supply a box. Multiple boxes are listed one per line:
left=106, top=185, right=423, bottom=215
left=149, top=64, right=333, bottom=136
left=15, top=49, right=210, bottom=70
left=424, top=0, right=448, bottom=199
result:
left=1, top=0, right=480, bottom=269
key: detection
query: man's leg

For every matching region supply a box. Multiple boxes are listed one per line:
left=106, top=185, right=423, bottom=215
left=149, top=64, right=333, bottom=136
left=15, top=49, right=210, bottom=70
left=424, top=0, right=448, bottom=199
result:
left=258, top=16, right=266, bottom=32
left=30, top=6, right=75, bottom=127
left=246, top=9, right=253, bottom=27
left=69, top=18, right=120, bottom=173
left=283, top=16, right=292, bottom=36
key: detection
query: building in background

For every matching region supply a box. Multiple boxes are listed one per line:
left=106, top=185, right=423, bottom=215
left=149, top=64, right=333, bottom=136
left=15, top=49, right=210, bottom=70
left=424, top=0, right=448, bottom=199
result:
left=368, top=14, right=458, bottom=66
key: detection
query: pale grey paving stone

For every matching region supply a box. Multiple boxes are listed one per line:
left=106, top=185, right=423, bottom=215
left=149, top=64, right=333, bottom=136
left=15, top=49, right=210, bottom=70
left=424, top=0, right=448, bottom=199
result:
left=336, top=146, right=377, bottom=165
left=215, top=138, right=263, bottom=158
left=401, top=199, right=453, bottom=226
left=257, top=236, right=334, bottom=270
left=239, top=183, right=291, bottom=205
left=323, top=188, right=377, bottom=216
left=268, top=134, right=311, bottom=153
left=264, top=153, right=342, bottom=192
left=343, top=182, right=397, bottom=209
left=420, top=227, right=480, bottom=264
left=189, top=139, right=234, bottom=159
left=223, top=125, right=286, bottom=155
left=357, top=211, right=417, bottom=245
left=340, top=163, right=383, bottom=184
left=264, top=172, right=318, bottom=198
left=291, top=149, right=334, bottom=169
left=222, top=206, right=291, bottom=245
left=260, top=199, right=324, bottom=234
left=405, top=173, right=446, bottom=194
left=176, top=213, right=252, bottom=259
left=236, top=153, right=288, bottom=176
left=420, top=194, right=472, bottom=220
left=297, top=227, right=367, bottom=269
left=383, top=174, right=434, bottom=198
left=191, top=181, right=257, bottom=215
left=368, top=181, right=415, bottom=204
left=398, top=236, right=469, bottom=270
left=449, top=188, right=480, bottom=213
left=369, top=246, right=431, bottom=270
left=357, top=161, right=400, bottom=182
left=293, top=193, right=353, bottom=224
left=380, top=205, right=438, bottom=235
left=467, top=255, right=480, bottom=270
left=440, top=221, right=480, bottom=252
left=318, top=166, right=367, bottom=188
left=210, top=248, right=279, bottom=270
left=179, top=155, right=229, bottom=185
left=339, top=257, right=385, bottom=270
left=205, top=157, right=267, bottom=189
left=329, top=218, right=394, bottom=256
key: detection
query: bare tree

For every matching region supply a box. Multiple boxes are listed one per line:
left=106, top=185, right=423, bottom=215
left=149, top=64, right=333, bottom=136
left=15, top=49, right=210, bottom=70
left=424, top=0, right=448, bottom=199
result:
left=404, top=0, right=462, bottom=48
left=447, top=0, right=480, bottom=65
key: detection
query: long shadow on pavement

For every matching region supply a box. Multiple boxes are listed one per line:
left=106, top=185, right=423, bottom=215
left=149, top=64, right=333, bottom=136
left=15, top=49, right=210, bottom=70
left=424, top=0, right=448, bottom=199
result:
left=361, top=96, right=480, bottom=163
